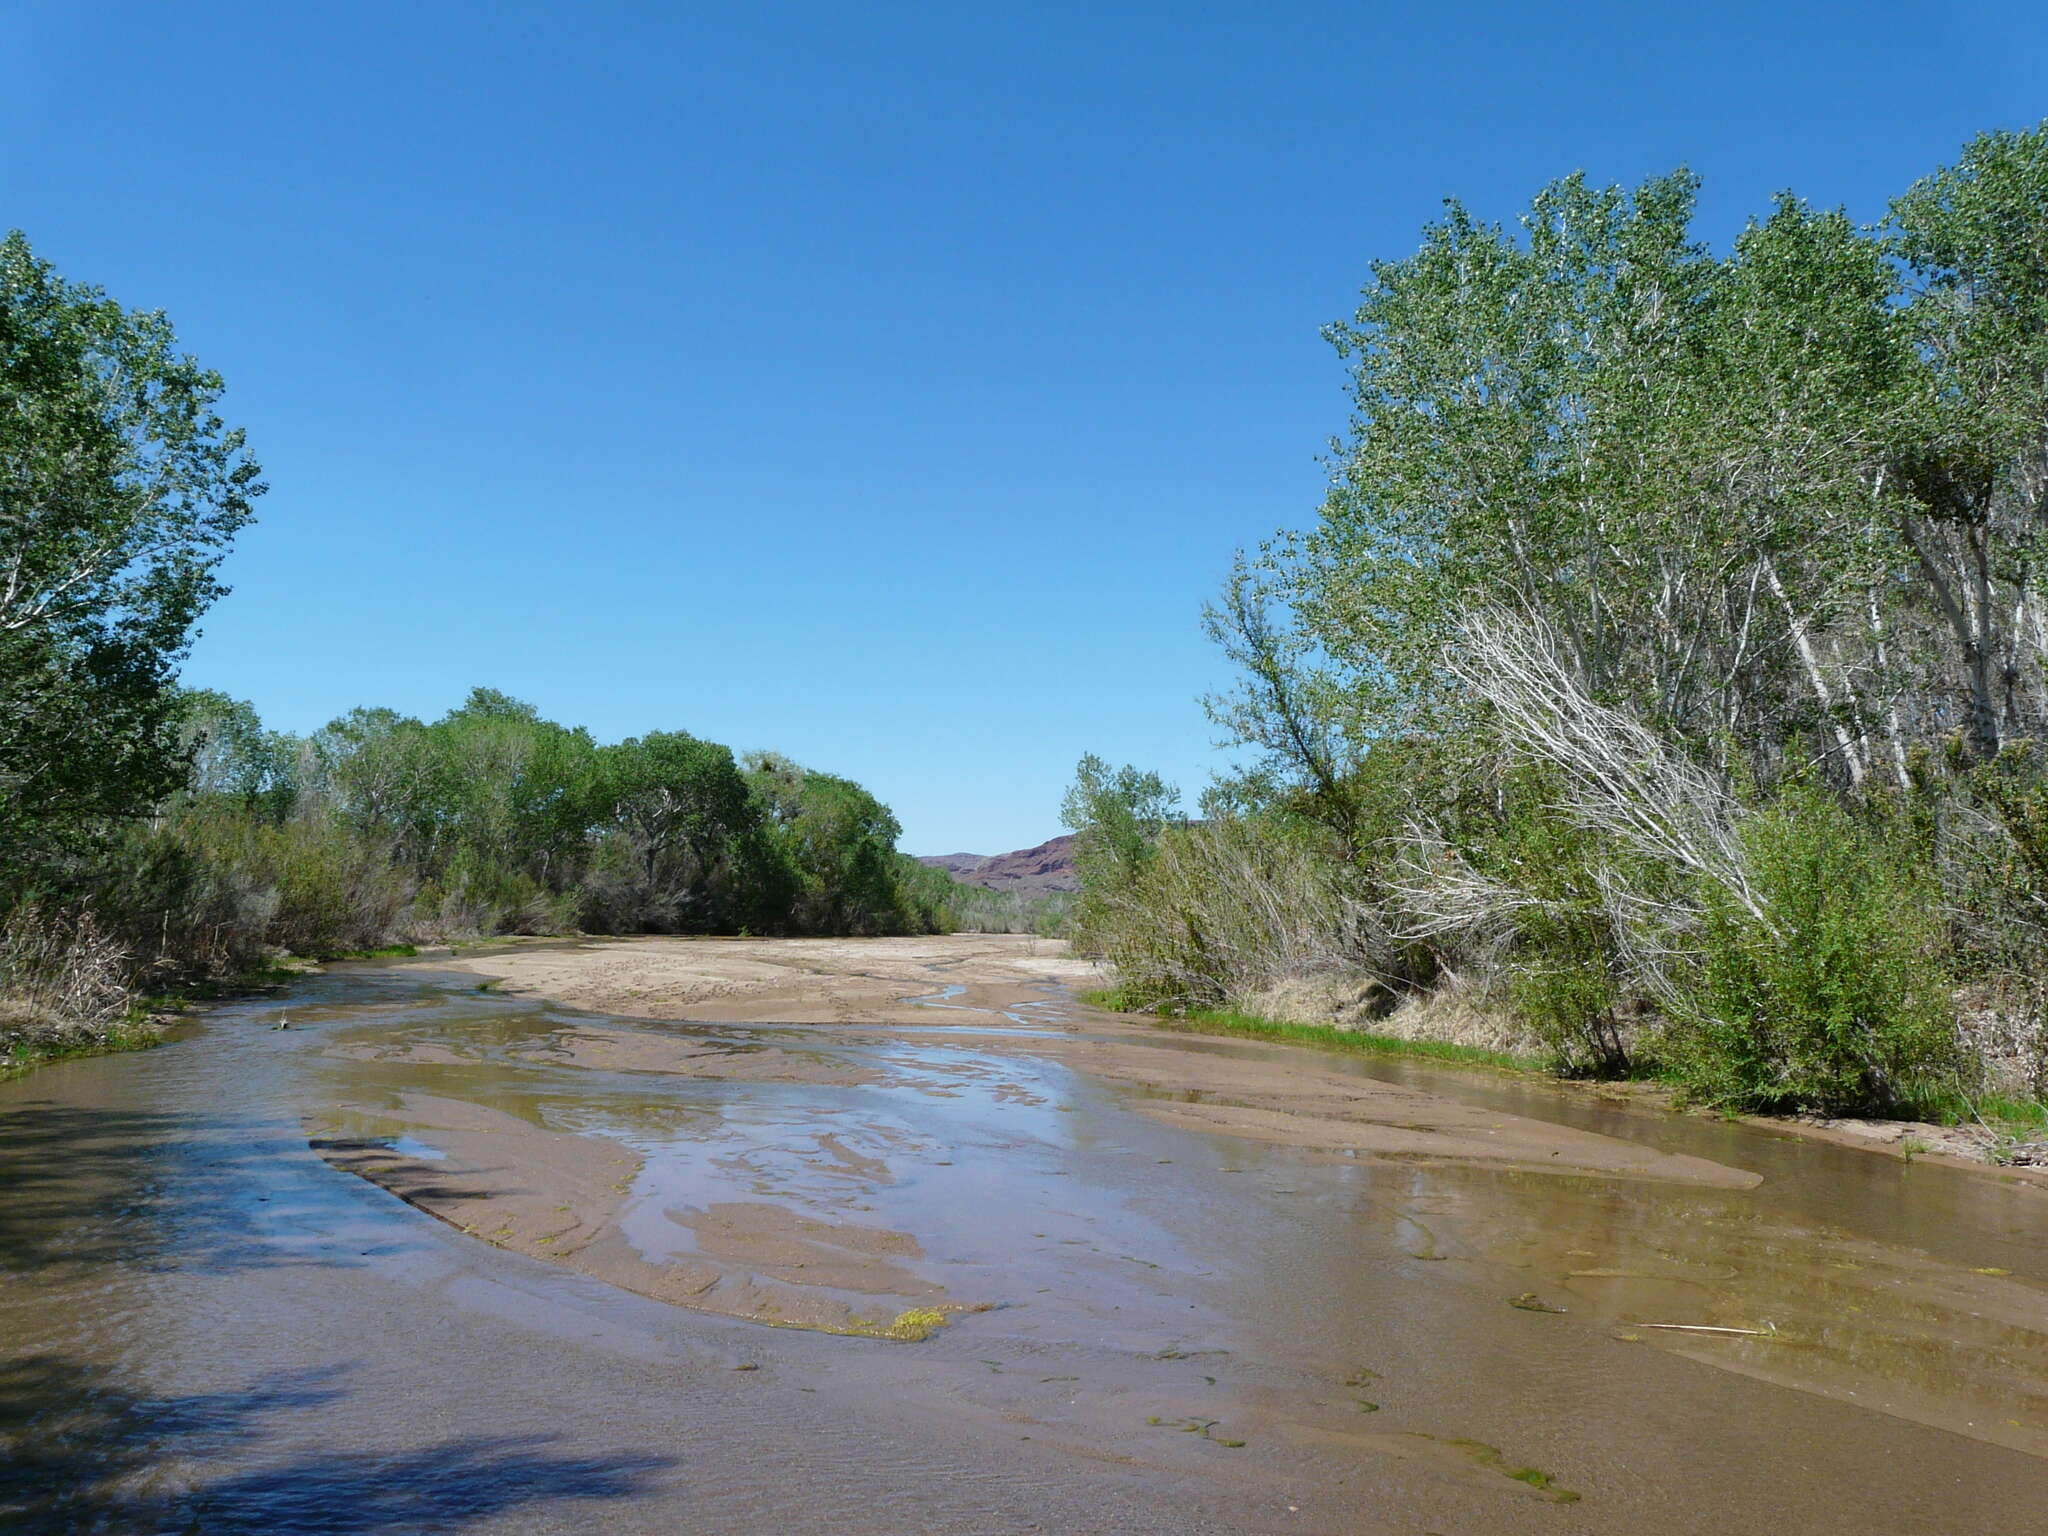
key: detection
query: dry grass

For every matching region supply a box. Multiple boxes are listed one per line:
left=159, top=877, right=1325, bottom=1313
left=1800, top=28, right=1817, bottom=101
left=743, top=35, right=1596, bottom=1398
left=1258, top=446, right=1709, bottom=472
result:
left=0, top=904, right=166, bottom=1078
left=1235, top=972, right=1543, bottom=1057
left=0, top=904, right=132, bottom=1026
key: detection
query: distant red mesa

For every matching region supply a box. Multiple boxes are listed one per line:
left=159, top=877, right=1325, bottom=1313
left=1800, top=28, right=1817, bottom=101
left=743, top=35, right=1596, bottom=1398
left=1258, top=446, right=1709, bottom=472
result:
left=915, top=834, right=1078, bottom=895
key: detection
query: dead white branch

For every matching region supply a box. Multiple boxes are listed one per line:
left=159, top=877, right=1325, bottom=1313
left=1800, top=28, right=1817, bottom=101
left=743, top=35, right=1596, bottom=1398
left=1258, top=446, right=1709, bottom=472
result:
left=1448, top=605, right=1770, bottom=935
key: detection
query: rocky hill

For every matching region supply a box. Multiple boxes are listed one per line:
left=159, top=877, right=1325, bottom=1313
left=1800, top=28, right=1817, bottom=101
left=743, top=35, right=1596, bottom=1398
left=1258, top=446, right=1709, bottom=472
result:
left=917, top=834, right=1079, bottom=895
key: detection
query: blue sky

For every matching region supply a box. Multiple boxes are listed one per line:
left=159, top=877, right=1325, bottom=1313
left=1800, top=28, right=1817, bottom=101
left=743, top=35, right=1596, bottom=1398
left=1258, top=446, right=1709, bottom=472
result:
left=6, top=1, right=2042, bottom=853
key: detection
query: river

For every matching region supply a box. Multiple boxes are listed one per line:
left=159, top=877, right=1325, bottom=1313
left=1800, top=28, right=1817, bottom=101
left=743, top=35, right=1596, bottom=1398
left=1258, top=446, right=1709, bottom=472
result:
left=2, top=937, right=2044, bottom=1534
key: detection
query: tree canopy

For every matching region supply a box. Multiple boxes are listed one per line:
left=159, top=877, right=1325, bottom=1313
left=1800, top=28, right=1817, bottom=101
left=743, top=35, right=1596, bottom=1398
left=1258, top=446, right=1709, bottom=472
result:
left=0, top=232, right=262, bottom=883
left=1076, top=124, right=2048, bottom=1116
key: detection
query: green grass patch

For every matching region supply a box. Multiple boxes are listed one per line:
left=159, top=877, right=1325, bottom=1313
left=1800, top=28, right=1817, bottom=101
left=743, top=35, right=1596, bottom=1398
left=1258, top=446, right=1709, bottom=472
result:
left=1436, top=1437, right=1581, bottom=1503
left=1081, top=989, right=1540, bottom=1073
left=1908, top=1090, right=2048, bottom=1163
left=309, top=943, right=419, bottom=962
left=1, top=1018, right=163, bottom=1081
left=1922, top=1090, right=2048, bottom=1131
left=1507, top=1466, right=1579, bottom=1501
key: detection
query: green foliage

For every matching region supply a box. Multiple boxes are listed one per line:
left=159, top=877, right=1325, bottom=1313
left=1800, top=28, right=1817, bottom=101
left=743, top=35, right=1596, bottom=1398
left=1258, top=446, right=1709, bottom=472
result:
left=0, top=232, right=262, bottom=886
left=1083, top=123, right=2048, bottom=1122
left=585, top=731, right=772, bottom=932
left=1, top=676, right=952, bottom=1034
left=88, top=805, right=412, bottom=970
left=1035, top=125, right=2048, bottom=1124
left=1060, top=793, right=1391, bottom=1013
left=1269, top=166, right=1932, bottom=776
left=1060, top=754, right=1180, bottom=958
left=746, top=755, right=913, bottom=935
left=1886, top=126, right=2048, bottom=763
left=1480, top=777, right=1631, bottom=1075
left=1891, top=123, right=2048, bottom=484
left=1664, top=788, right=1959, bottom=1114
left=1920, top=742, right=2048, bottom=997
left=106, top=686, right=947, bottom=955
left=179, top=690, right=301, bottom=817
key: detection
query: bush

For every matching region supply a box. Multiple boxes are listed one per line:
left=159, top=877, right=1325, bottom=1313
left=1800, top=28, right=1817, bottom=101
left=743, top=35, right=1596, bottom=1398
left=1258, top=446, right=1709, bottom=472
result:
left=76, top=809, right=414, bottom=977
left=1485, top=789, right=1632, bottom=1075
left=1062, top=756, right=1181, bottom=960
left=1076, top=812, right=1396, bottom=1013
left=889, top=857, right=1071, bottom=936
left=1664, top=787, right=1959, bottom=1113
left=1936, top=744, right=2048, bottom=986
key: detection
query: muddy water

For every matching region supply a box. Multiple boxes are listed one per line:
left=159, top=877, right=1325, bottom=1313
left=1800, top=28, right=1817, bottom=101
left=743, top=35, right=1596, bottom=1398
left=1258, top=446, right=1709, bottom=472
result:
left=3, top=960, right=2046, bottom=1535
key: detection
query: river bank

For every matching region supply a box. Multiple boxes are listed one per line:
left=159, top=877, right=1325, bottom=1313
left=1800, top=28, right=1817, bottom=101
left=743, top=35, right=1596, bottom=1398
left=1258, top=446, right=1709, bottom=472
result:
left=1100, top=994, right=2048, bottom=1175
left=0, top=1010, right=164, bottom=1080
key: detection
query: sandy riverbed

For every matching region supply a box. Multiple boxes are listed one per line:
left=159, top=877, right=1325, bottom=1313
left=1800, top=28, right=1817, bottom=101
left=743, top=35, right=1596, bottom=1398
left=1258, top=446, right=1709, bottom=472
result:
left=412, top=934, right=1756, bottom=1185
left=18, top=938, right=2048, bottom=1534
left=284, top=935, right=2048, bottom=1466
left=95, top=926, right=2048, bottom=1536
left=297, top=936, right=1758, bottom=1341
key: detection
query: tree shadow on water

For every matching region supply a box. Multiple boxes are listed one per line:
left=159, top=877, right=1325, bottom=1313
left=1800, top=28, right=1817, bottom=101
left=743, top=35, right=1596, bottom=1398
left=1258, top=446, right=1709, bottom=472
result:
left=0, top=1354, right=674, bottom=1534
left=0, top=1100, right=436, bottom=1276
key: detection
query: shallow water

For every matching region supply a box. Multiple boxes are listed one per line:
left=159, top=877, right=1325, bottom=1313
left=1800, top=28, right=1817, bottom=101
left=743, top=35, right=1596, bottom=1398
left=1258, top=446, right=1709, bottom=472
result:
left=3, top=958, right=2046, bottom=1534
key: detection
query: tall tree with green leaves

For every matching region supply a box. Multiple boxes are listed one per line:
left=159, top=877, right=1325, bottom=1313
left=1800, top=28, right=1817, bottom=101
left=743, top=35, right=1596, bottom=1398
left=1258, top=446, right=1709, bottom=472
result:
left=597, top=730, right=767, bottom=928
left=1890, top=123, right=2048, bottom=762
left=746, top=755, right=910, bottom=935
left=1217, top=168, right=1943, bottom=802
left=178, top=688, right=300, bottom=814
left=0, top=232, right=262, bottom=882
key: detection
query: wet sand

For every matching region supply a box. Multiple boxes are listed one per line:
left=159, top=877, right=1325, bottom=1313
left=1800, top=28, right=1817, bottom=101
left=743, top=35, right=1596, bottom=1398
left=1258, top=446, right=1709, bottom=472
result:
left=419, top=935, right=1759, bottom=1182
left=8, top=936, right=2048, bottom=1534
left=311, top=935, right=2048, bottom=1458
left=310, top=1089, right=957, bottom=1340
left=308, top=937, right=1757, bottom=1344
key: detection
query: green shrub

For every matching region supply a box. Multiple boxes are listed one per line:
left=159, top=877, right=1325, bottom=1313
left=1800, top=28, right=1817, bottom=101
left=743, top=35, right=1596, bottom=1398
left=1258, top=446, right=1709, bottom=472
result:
left=106, top=809, right=413, bottom=964
left=1068, top=810, right=1393, bottom=1013
left=888, top=857, right=1070, bottom=936
left=1061, top=755, right=1181, bottom=960
left=1664, top=786, right=1959, bottom=1113
left=1938, top=742, right=2048, bottom=987
left=1480, top=777, right=1632, bottom=1075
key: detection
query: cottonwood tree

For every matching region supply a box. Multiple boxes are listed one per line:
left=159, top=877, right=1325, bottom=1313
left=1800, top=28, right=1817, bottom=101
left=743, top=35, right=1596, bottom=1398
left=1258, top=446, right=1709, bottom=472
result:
left=1221, top=138, right=2048, bottom=802
left=1061, top=754, right=1181, bottom=955
left=1890, top=125, right=2048, bottom=762
left=597, top=731, right=763, bottom=928
left=743, top=752, right=909, bottom=934
left=0, top=232, right=262, bottom=880
left=178, top=689, right=300, bottom=813
left=1094, top=125, right=2048, bottom=1109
